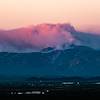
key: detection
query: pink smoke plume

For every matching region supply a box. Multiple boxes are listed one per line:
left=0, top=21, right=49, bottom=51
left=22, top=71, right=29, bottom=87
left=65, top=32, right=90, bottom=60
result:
left=0, top=23, right=100, bottom=52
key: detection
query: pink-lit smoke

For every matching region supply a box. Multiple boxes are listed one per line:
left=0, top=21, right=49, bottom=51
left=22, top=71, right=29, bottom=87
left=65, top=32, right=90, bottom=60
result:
left=0, top=23, right=100, bottom=52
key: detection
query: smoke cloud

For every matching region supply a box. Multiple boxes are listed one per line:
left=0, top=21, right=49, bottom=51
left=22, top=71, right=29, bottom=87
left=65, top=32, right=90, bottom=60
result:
left=0, top=23, right=100, bottom=52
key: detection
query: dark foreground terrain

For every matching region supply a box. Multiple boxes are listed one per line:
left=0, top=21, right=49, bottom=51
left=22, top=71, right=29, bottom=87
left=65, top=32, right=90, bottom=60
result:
left=0, top=78, right=100, bottom=97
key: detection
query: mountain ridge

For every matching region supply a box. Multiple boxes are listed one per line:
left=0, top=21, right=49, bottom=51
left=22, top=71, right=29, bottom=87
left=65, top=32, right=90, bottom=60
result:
left=0, top=45, right=100, bottom=77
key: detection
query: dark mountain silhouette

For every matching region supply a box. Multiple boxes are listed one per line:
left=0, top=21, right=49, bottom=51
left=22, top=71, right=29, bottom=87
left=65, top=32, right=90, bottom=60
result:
left=0, top=45, right=100, bottom=77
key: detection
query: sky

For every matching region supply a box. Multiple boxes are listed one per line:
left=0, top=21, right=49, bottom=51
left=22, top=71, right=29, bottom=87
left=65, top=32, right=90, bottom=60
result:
left=0, top=0, right=100, bottom=30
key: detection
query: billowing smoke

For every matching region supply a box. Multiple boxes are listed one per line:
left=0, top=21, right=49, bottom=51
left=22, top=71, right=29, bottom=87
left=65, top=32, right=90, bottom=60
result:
left=0, top=23, right=100, bottom=52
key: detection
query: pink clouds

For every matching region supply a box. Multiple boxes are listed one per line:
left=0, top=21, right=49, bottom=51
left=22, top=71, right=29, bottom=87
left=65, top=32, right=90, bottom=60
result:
left=0, top=23, right=100, bottom=52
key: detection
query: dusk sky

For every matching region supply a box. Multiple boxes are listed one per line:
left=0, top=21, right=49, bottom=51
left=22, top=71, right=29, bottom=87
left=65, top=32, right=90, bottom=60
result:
left=0, top=0, right=100, bottom=78
left=0, top=0, right=100, bottom=30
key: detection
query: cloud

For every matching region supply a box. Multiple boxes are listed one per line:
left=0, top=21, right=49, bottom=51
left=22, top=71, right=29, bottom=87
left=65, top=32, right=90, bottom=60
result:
left=0, top=23, right=100, bottom=52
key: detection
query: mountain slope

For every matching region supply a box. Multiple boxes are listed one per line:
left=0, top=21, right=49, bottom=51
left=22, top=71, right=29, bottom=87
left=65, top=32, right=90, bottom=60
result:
left=0, top=46, right=100, bottom=77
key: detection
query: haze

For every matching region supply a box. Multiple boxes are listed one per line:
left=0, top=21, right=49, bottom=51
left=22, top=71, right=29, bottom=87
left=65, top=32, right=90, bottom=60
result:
left=0, top=0, right=100, bottom=30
